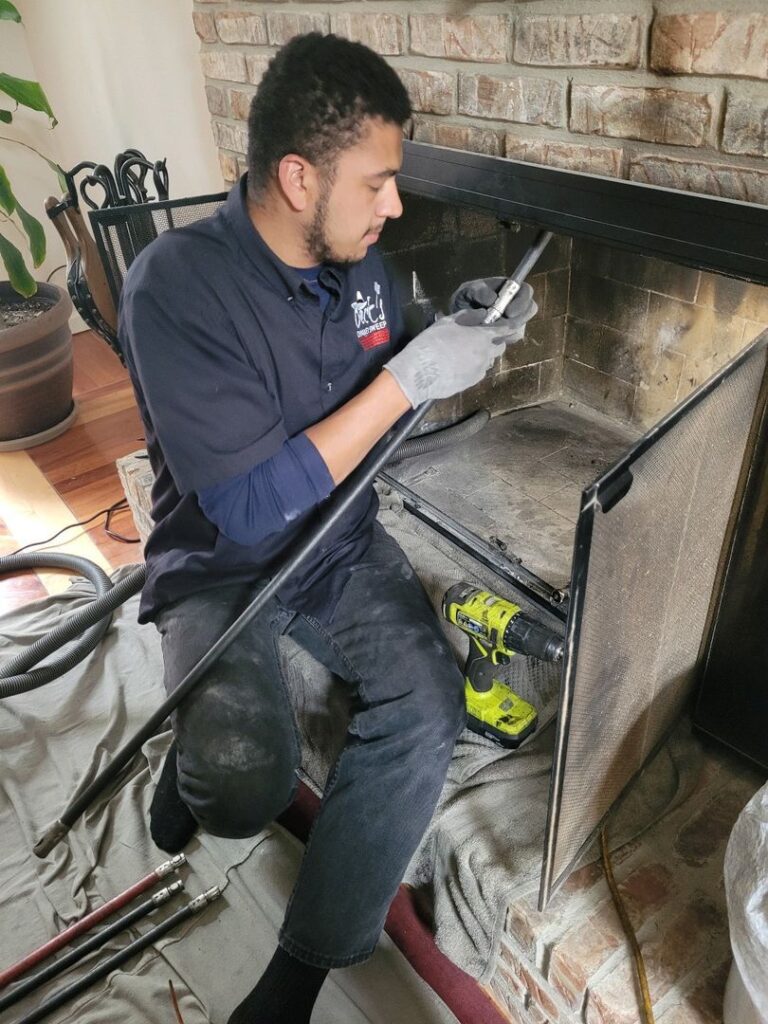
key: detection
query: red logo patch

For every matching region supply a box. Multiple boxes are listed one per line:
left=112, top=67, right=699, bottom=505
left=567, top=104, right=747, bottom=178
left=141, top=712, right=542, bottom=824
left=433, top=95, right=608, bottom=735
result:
left=359, top=326, right=390, bottom=351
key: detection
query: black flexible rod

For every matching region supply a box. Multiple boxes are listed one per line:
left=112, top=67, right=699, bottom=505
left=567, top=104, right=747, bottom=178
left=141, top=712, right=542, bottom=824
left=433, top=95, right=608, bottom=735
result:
left=11, top=889, right=219, bottom=1024
left=0, top=882, right=183, bottom=1014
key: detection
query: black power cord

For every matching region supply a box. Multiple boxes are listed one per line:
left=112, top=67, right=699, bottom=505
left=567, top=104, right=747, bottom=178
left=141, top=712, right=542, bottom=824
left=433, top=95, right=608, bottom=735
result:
left=7, top=499, right=139, bottom=557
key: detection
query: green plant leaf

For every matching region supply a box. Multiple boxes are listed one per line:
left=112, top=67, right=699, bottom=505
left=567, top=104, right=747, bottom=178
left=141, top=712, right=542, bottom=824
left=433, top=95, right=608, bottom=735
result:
left=0, top=163, right=15, bottom=214
left=15, top=201, right=45, bottom=266
left=0, top=230, right=36, bottom=297
left=46, top=158, right=67, bottom=193
left=0, top=110, right=12, bottom=123
left=0, top=1, right=21, bottom=21
left=0, top=74, right=56, bottom=126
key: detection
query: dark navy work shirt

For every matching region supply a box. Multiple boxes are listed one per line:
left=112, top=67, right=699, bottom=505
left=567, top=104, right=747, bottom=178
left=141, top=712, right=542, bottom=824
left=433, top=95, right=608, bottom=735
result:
left=119, top=176, right=408, bottom=623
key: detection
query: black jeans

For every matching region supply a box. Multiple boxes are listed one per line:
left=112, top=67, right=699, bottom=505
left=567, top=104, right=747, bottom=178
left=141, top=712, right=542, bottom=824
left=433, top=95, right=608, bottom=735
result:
left=155, top=524, right=466, bottom=968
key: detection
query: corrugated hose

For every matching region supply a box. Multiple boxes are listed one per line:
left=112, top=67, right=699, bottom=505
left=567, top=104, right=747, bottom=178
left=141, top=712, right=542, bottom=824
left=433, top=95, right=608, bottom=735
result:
left=0, top=555, right=146, bottom=698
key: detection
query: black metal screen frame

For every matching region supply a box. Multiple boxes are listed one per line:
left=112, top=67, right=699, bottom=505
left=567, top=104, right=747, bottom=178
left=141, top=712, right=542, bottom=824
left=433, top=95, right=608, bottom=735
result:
left=90, top=141, right=768, bottom=313
left=540, top=329, right=768, bottom=907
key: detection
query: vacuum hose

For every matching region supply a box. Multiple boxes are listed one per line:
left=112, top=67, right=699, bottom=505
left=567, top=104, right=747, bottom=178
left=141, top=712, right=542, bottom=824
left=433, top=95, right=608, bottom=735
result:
left=0, top=555, right=145, bottom=699
left=387, top=408, right=489, bottom=465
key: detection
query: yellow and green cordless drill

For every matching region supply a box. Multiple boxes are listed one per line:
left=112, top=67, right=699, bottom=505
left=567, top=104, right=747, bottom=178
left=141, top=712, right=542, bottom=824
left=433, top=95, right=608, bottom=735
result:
left=442, top=582, right=564, bottom=748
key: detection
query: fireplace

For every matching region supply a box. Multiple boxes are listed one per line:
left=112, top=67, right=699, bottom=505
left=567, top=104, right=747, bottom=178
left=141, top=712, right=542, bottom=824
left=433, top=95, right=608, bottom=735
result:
left=91, top=141, right=768, bottom=914
left=385, top=143, right=768, bottom=907
left=90, top=140, right=768, bottom=1019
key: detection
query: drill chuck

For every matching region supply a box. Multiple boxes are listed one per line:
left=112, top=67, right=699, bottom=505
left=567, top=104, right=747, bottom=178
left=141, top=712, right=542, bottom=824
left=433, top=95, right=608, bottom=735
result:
left=503, top=615, right=563, bottom=663
left=443, top=582, right=563, bottom=663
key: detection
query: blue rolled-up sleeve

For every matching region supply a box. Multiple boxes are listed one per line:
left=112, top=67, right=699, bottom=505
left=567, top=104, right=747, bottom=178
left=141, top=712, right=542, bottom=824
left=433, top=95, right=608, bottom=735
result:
left=197, top=433, right=334, bottom=547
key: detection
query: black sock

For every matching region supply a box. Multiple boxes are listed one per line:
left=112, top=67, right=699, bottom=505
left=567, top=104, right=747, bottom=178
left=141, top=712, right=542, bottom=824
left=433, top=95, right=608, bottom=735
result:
left=227, top=946, right=329, bottom=1024
left=149, top=741, right=197, bottom=853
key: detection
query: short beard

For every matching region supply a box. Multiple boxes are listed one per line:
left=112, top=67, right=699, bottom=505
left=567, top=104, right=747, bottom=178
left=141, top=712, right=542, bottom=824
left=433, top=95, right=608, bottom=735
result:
left=303, top=172, right=355, bottom=268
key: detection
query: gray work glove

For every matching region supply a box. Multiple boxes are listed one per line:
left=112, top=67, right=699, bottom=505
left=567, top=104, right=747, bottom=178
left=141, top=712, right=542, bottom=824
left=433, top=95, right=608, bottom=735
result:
left=450, top=279, right=537, bottom=343
left=384, top=308, right=510, bottom=408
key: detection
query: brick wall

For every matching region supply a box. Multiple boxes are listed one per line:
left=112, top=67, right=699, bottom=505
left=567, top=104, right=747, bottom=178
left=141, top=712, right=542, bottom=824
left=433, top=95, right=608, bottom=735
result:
left=194, top=2, right=768, bottom=204
left=193, top=1, right=768, bottom=429
left=565, top=241, right=768, bottom=428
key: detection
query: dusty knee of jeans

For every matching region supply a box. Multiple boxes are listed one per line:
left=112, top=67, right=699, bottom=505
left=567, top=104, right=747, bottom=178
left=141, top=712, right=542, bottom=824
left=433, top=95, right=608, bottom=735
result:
left=411, top=633, right=465, bottom=723
left=185, top=731, right=298, bottom=838
left=416, top=671, right=466, bottom=747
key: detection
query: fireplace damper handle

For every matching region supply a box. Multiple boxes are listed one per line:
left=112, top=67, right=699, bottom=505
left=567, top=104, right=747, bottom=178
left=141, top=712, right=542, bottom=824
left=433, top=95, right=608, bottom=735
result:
left=483, top=230, right=553, bottom=325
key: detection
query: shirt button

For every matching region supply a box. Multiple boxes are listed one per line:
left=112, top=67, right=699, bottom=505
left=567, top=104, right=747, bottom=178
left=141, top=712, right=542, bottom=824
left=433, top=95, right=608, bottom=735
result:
left=325, top=382, right=333, bottom=391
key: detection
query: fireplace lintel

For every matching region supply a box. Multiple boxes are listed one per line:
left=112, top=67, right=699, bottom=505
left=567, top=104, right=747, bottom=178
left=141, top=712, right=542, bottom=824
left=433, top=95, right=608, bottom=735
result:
left=400, top=141, right=768, bottom=286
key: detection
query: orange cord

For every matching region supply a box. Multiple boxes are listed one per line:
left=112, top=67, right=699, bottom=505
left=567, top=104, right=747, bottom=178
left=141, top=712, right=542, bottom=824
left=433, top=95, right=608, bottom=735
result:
left=600, top=827, right=656, bottom=1024
left=168, top=979, right=185, bottom=1024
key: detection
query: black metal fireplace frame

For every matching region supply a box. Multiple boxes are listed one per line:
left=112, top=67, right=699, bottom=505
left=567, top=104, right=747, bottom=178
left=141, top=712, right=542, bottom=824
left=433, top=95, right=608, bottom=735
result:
left=399, top=140, right=768, bottom=285
left=92, top=141, right=768, bottom=308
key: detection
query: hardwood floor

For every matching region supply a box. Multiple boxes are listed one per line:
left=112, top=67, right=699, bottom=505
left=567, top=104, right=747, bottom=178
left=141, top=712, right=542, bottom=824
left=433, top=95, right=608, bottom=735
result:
left=0, top=330, right=145, bottom=615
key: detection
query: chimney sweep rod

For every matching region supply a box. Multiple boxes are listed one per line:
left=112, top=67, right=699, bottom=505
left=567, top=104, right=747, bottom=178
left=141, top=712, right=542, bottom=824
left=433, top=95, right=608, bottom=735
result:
left=0, top=881, right=184, bottom=1014
left=13, top=888, right=220, bottom=1024
left=483, top=230, right=553, bottom=324
left=0, top=854, right=185, bottom=989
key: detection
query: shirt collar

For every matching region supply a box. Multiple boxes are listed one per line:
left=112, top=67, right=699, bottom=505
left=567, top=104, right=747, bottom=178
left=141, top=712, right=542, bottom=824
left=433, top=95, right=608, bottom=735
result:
left=223, top=174, right=343, bottom=303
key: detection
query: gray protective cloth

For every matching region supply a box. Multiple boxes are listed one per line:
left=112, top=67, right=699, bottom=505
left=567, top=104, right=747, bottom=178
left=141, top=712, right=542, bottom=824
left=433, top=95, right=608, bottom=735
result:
left=724, top=780, right=768, bottom=1021
left=383, top=309, right=513, bottom=408
left=0, top=499, right=704, bottom=1010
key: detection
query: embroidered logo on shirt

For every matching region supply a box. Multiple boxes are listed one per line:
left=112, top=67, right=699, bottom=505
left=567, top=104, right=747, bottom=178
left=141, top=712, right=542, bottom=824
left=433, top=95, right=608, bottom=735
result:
left=351, top=282, right=390, bottom=350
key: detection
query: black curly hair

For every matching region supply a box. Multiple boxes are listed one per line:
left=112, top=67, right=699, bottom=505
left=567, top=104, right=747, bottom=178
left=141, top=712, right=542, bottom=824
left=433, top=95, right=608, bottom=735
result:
left=247, top=33, right=412, bottom=200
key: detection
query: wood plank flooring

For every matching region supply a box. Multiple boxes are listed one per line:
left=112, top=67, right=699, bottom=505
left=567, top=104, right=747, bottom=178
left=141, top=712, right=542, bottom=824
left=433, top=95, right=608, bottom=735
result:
left=0, top=330, right=145, bottom=614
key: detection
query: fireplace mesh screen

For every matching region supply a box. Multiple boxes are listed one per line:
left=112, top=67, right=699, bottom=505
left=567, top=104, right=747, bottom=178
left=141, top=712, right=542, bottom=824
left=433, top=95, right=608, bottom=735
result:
left=541, top=338, right=768, bottom=906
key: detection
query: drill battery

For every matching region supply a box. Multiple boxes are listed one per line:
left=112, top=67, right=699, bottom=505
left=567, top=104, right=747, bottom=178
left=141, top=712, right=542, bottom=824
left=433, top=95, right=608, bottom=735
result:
left=442, top=582, right=564, bottom=748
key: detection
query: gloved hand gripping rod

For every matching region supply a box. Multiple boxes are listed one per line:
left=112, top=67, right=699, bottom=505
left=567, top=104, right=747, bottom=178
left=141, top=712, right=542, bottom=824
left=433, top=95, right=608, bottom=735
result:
left=482, top=230, right=552, bottom=325
left=32, top=230, right=552, bottom=859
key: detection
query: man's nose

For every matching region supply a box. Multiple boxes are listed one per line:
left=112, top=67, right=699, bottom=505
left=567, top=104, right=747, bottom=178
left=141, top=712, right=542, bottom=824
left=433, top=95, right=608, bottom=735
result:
left=377, top=178, right=403, bottom=221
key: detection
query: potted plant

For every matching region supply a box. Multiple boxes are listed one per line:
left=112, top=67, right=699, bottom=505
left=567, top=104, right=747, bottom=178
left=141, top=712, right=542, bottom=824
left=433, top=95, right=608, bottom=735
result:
left=0, top=0, right=74, bottom=450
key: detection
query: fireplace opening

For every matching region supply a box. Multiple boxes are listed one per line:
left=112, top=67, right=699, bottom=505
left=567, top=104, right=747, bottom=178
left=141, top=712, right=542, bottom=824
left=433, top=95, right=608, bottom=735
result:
left=373, top=175, right=768, bottom=905
left=379, top=186, right=768, bottom=593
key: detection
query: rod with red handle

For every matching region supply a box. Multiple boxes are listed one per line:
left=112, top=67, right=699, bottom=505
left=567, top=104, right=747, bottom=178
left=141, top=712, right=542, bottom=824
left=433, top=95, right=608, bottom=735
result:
left=15, top=887, right=221, bottom=1024
left=0, top=853, right=185, bottom=990
left=0, top=880, right=185, bottom=1014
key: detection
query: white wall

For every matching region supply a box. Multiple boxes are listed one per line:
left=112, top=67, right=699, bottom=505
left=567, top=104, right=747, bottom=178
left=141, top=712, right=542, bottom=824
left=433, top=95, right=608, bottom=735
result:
left=3, top=0, right=222, bottom=326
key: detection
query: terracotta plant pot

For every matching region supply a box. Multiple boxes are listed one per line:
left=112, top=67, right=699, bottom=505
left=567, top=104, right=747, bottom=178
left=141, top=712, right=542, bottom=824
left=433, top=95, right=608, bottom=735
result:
left=0, top=282, right=76, bottom=451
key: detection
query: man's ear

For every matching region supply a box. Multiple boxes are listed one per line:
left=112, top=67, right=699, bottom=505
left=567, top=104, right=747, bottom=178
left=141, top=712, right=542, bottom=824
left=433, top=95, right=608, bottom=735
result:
left=277, top=153, right=319, bottom=213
